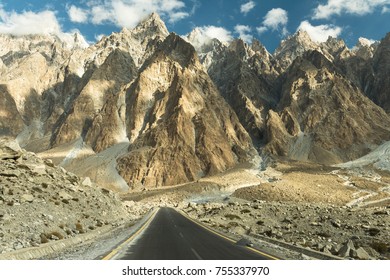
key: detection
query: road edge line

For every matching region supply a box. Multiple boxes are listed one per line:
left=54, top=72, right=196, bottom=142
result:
left=102, top=207, right=159, bottom=260
left=177, top=209, right=280, bottom=260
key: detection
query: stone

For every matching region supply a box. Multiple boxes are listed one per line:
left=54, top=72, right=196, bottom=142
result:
left=30, top=164, right=47, bottom=176
left=21, top=194, right=34, bottom=203
left=338, top=240, right=355, bottom=258
left=0, top=138, right=22, bottom=160
left=367, top=228, right=380, bottom=236
left=58, top=191, right=73, bottom=200
left=331, top=220, right=341, bottom=228
left=81, top=177, right=92, bottom=188
left=351, top=247, right=371, bottom=260
left=0, top=170, right=21, bottom=177
left=44, top=159, right=55, bottom=167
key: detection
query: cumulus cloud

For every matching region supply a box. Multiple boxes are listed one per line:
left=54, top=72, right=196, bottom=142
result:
left=241, top=1, right=256, bottom=15
left=186, top=25, right=232, bottom=51
left=234, top=25, right=252, bottom=43
left=67, top=5, right=89, bottom=23
left=297, top=20, right=342, bottom=42
left=0, top=7, right=88, bottom=48
left=257, top=8, right=288, bottom=36
left=0, top=8, right=62, bottom=35
left=382, top=6, right=390, bottom=13
left=313, top=0, right=390, bottom=19
left=86, top=0, right=190, bottom=28
left=197, top=25, right=233, bottom=42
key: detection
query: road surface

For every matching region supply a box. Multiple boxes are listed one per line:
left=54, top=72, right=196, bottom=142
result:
left=105, top=207, right=277, bottom=260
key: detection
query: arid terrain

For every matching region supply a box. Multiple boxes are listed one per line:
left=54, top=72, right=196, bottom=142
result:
left=1, top=12, right=390, bottom=260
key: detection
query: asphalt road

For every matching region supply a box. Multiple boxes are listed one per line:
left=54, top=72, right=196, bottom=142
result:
left=109, top=207, right=275, bottom=260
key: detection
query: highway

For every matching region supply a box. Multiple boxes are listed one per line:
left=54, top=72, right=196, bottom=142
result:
left=104, top=207, right=277, bottom=260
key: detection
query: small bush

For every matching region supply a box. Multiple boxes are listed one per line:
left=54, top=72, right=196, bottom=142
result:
left=225, top=214, right=241, bottom=220
left=75, top=222, right=84, bottom=233
left=371, top=242, right=389, bottom=254
left=228, top=222, right=239, bottom=227
left=40, top=234, right=49, bottom=244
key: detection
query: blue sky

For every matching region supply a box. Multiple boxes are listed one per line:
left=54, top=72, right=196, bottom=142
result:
left=0, top=0, right=389, bottom=52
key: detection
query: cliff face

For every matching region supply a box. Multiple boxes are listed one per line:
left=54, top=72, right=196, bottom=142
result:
left=117, top=34, right=255, bottom=189
left=265, top=51, right=390, bottom=164
left=369, top=33, right=390, bottom=113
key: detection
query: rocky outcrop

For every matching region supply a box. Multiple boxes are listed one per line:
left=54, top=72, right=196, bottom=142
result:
left=369, top=33, right=390, bottom=113
left=51, top=49, right=137, bottom=150
left=0, top=85, right=25, bottom=136
left=117, top=34, right=255, bottom=189
left=265, top=50, right=390, bottom=164
left=275, top=30, right=321, bottom=71
left=0, top=138, right=129, bottom=254
left=205, top=39, right=280, bottom=142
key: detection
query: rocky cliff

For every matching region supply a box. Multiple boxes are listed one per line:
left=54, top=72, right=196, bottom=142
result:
left=117, top=34, right=255, bottom=189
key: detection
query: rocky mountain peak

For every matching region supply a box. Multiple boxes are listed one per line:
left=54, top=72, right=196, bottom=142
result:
left=275, top=29, right=320, bottom=70
left=352, top=37, right=377, bottom=59
left=157, top=33, right=199, bottom=69
left=132, top=12, right=169, bottom=40
left=228, top=39, right=255, bottom=61
left=252, top=39, right=270, bottom=57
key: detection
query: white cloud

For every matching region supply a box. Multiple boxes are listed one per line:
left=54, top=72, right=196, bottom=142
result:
left=89, top=0, right=190, bottom=28
left=198, top=25, right=233, bottom=42
left=0, top=9, right=62, bottom=36
left=241, top=1, right=256, bottom=15
left=91, top=6, right=112, bottom=24
left=313, top=0, right=390, bottom=19
left=257, top=8, right=288, bottom=36
left=186, top=25, right=232, bottom=51
left=256, top=26, right=268, bottom=34
left=382, top=6, right=390, bottom=13
left=263, top=8, right=288, bottom=30
left=0, top=8, right=89, bottom=48
left=297, top=20, right=342, bottom=42
left=167, top=11, right=190, bottom=23
left=234, top=25, right=252, bottom=43
left=68, top=5, right=89, bottom=23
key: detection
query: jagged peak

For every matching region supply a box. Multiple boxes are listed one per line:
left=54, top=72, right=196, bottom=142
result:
left=159, top=33, right=199, bottom=68
left=226, top=38, right=255, bottom=60
left=295, top=29, right=312, bottom=40
left=356, top=37, right=376, bottom=48
left=252, top=39, right=271, bottom=56
left=132, top=12, right=169, bottom=38
left=275, top=30, right=318, bottom=56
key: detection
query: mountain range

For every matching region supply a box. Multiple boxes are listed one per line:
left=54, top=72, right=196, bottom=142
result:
left=1, top=13, right=389, bottom=191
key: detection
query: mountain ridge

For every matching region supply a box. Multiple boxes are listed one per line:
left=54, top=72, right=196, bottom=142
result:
left=1, top=13, right=390, bottom=190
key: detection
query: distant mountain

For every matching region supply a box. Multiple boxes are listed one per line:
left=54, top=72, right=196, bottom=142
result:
left=1, top=13, right=389, bottom=190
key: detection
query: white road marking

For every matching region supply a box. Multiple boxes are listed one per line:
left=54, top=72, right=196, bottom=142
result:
left=191, top=248, right=202, bottom=260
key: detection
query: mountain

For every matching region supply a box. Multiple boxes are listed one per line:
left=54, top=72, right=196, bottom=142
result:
left=205, top=39, right=279, bottom=143
left=117, top=33, right=255, bottom=189
left=0, top=13, right=390, bottom=190
left=369, top=33, right=390, bottom=113
left=265, top=50, right=390, bottom=164
left=275, top=30, right=321, bottom=71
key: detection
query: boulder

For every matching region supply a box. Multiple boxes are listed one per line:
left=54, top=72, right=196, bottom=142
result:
left=21, top=194, right=34, bottom=203
left=351, top=247, right=371, bottom=260
left=81, top=177, right=93, bottom=187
